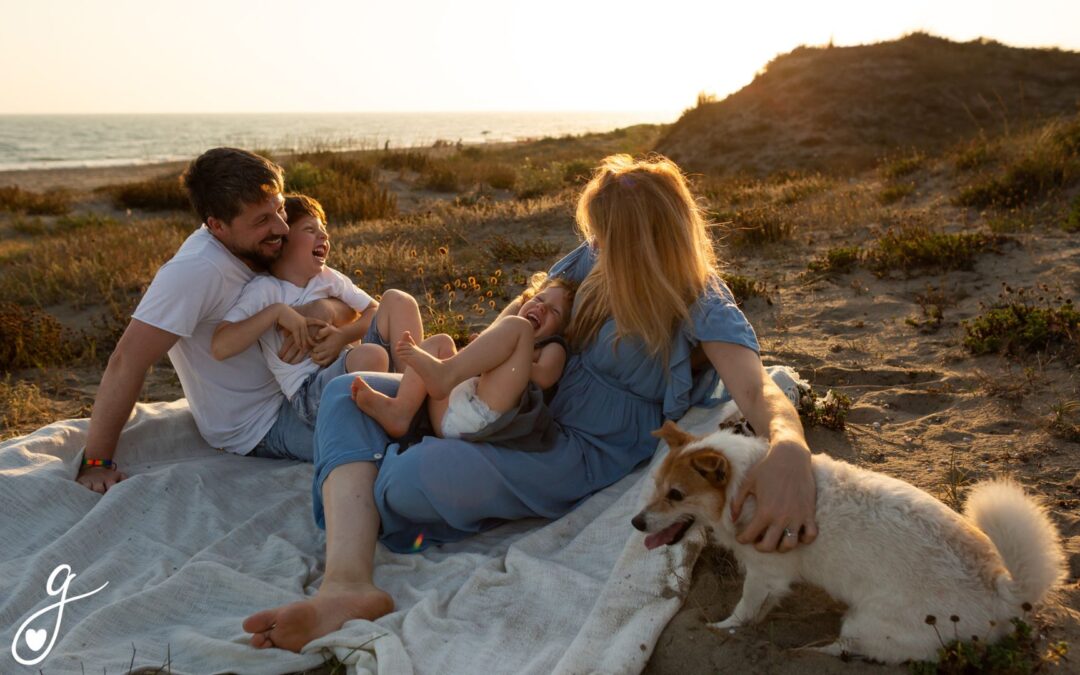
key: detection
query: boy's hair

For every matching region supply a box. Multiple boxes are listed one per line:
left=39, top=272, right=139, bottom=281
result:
left=519, top=272, right=578, bottom=330
left=181, top=147, right=284, bottom=224
left=284, top=193, right=327, bottom=226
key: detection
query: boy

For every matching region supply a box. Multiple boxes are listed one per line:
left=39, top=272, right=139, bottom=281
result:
left=212, top=194, right=387, bottom=427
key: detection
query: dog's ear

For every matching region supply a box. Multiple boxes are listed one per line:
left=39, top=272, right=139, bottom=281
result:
left=690, top=451, right=729, bottom=486
left=652, top=420, right=697, bottom=450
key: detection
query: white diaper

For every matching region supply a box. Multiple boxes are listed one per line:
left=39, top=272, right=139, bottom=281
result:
left=440, top=376, right=501, bottom=438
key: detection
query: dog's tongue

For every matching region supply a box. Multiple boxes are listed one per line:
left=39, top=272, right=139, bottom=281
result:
left=644, top=522, right=685, bottom=550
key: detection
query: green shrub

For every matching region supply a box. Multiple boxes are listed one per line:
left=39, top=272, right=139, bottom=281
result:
left=562, top=159, right=594, bottom=184
left=284, top=161, right=329, bottom=192
left=807, top=246, right=861, bottom=274
left=957, top=117, right=1080, bottom=209
left=797, top=389, right=852, bottom=431
left=1065, top=193, right=1080, bottom=233
left=514, top=163, right=564, bottom=199
left=867, top=227, right=1006, bottom=275
left=910, top=616, right=1068, bottom=675
left=963, top=291, right=1078, bottom=356
left=720, top=273, right=768, bottom=307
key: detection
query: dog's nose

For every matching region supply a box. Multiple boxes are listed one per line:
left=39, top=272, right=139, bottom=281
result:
left=631, top=513, right=647, bottom=531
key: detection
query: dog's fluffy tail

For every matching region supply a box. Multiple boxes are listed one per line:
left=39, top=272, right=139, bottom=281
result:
left=965, top=479, right=1066, bottom=607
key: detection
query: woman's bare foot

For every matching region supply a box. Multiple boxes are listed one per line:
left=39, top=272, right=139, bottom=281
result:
left=350, top=376, right=412, bottom=438
left=242, top=580, right=393, bottom=652
left=395, top=331, right=456, bottom=399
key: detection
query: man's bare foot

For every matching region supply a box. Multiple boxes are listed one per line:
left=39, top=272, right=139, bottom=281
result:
left=350, top=376, right=412, bottom=438
left=242, top=580, right=393, bottom=652
left=395, top=331, right=456, bottom=399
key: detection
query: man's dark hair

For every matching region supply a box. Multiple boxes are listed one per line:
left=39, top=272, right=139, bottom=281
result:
left=284, top=193, right=327, bottom=226
left=181, top=148, right=285, bottom=224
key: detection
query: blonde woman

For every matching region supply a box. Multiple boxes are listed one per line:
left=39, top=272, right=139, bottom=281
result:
left=243, top=154, right=818, bottom=652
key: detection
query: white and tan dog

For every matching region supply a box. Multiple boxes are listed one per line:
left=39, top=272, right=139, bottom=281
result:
left=632, top=421, right=1066, bottom=663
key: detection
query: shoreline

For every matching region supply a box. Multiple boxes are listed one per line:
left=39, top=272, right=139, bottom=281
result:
left=0, top=160, right=192, bottom=193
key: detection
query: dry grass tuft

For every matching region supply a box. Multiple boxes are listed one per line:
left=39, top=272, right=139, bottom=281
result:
left=0, top=186, right=73, bottom=215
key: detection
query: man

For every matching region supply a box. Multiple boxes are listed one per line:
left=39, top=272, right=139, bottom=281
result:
left=76, top=147, right=362, bottom=493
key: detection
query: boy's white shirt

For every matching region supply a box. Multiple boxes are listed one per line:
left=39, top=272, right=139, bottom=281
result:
left=132, top=226, right=282, bottom=454
left=223, top=267, right=373, bottom=399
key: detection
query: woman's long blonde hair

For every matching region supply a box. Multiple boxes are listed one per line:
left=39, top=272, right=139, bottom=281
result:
left=567, top=154, right=716, bottom=360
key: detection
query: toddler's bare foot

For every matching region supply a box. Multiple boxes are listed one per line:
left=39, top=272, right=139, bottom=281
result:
left=243, top=580, right=393, bottom=652
left=351, top=376, right=412, bottom=438
left=395, top=331, right=456, bottom=399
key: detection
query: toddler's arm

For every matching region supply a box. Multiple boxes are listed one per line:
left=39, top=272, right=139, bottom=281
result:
left=212, top=304, right=324, bottom=360
left=530, top=342, right=567, bottom=390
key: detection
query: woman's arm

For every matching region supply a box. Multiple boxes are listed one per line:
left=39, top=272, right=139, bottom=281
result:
left=702, top=341, right=818, bottom=553
left=530, top=343, right=567, bottom=390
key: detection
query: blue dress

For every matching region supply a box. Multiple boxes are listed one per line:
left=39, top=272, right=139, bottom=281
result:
left=311, top=242, right=760, bottom=553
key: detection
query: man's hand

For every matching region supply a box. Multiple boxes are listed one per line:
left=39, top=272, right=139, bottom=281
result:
left=310, top=324, right=351, bottom=366
left=275, top=305, right=327, bottom=363
left=76, top=465, right=128, bottom=495
left=730, top=439, right=818, bottom=553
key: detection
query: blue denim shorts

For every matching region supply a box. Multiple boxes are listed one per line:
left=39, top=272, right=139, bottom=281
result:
left=249, top=396, right=316, bottom=462
left=288, top=352, right=350, bottom=427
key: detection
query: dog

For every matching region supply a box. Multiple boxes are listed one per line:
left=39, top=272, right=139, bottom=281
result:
left=631, top=420, right=1066, bottom=664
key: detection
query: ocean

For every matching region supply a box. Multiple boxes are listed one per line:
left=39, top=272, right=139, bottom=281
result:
left=0, top=111, right=675, bottom=172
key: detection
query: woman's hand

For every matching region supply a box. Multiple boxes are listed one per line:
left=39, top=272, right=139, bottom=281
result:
left=701, top=341, right=818, bottom=553
left=731, top=438, right=818, bottom=552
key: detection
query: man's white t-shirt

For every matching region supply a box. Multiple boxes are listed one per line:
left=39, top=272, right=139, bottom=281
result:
left=223, top=268, right=373, bottom=399
left=133, top=226, right=282, bottom=455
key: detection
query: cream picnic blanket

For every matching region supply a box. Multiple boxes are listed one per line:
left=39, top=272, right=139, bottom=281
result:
left=0, top=399, right=723, bottom=675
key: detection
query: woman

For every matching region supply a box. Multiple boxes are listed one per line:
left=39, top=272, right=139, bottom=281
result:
left=242, top=155, right=818, bottom=651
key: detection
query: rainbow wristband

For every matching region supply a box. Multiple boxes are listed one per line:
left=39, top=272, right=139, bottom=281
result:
left=82, top=458, right=117, bottom=470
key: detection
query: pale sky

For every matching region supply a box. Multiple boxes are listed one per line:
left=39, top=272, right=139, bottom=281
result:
left=0, top=0, right=1077, bottom=115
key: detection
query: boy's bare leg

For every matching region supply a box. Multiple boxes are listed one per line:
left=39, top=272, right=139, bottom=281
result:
left=375, top=289, right=423, bottom=371
left=345, top=343, right=389, bottom=373
left=353, top=333, right=456, bottom=437
left=397, top=316, right=533, bottom=401
left=242, top=462, right=392, bottom=651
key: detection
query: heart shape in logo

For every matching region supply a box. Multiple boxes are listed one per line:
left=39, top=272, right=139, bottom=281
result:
left=25, top=628, right=47, bottom=652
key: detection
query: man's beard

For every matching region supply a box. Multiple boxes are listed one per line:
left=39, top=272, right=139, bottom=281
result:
left=230, top=240, right=281, bottom=272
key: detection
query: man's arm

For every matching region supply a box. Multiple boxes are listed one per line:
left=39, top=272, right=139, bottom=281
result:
left=78, top=320, right=180, bottom=494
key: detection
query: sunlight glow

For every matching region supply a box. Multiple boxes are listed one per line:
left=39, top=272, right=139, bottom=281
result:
left=0, top=0, right=1076, bottom=114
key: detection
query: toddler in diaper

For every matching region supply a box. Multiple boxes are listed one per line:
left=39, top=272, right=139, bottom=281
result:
left=352, top=274, right=575, bottom=439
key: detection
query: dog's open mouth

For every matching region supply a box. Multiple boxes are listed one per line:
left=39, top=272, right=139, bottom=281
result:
left=644, top=517, right=695, bottom=550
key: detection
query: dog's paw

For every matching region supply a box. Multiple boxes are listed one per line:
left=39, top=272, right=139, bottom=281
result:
left=706, top=616, right=744, bottom=632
